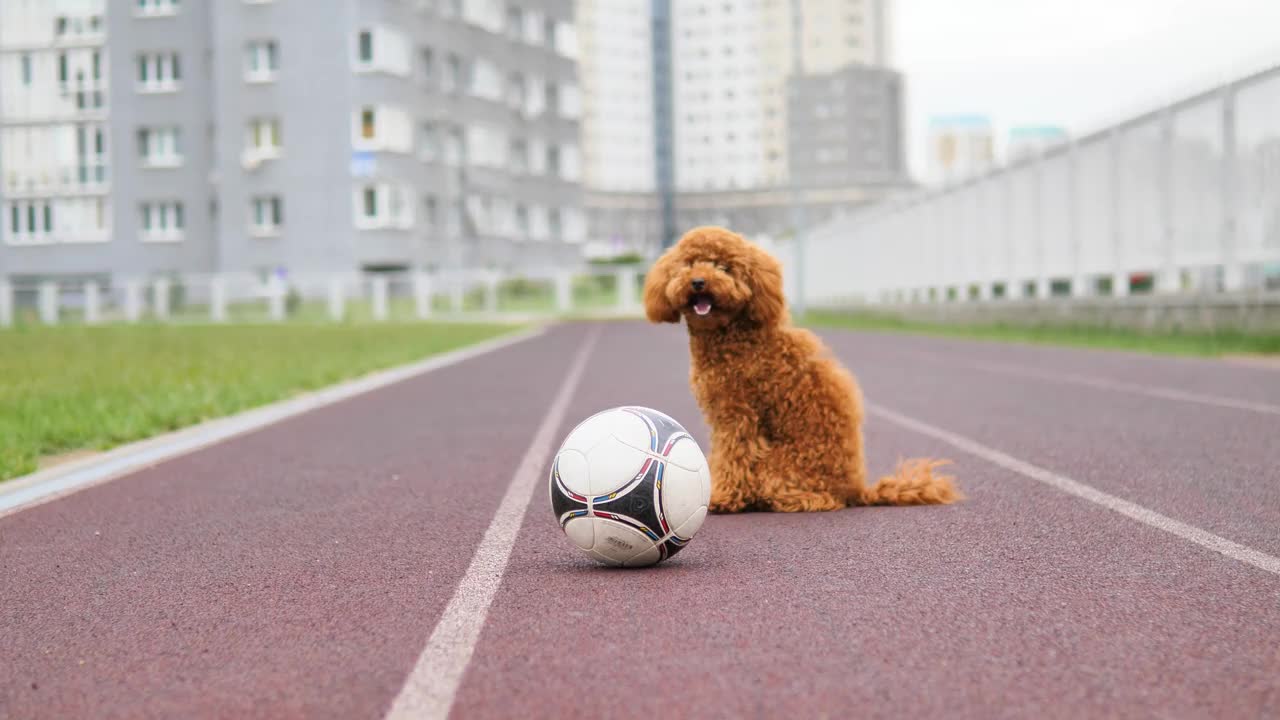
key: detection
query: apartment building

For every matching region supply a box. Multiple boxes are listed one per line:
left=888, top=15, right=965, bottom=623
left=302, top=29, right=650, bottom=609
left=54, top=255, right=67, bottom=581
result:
left=0, top=0, right=585, bottom=289
left=577, top=0, right=906, bottom=254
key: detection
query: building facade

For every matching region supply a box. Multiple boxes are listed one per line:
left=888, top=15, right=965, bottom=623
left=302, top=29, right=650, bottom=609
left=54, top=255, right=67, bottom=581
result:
left=1, top=0, right=585, bottom=288
left=1006, top=125, right=1068, bottom=164
left=926, top=114, right=995, bottom=186
left=787, top=63, right=905, bottom=189
left=579, top=0, right=906, bottom=256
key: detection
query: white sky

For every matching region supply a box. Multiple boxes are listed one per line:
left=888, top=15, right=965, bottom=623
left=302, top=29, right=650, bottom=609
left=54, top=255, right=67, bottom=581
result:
left=893, top=0, right=1280, bottom=178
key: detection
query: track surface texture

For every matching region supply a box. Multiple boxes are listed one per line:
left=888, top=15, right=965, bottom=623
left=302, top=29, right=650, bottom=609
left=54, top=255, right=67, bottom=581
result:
left=3, top=321, right=1278, bottom=719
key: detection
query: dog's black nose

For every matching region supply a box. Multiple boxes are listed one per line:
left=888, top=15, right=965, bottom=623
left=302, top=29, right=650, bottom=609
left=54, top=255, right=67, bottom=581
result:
left=691, top=278, right=706, bottom=291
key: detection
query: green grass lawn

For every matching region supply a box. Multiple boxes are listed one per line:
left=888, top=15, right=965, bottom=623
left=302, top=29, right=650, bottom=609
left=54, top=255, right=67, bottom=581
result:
left=0, top=322, right=520, bottom=482
left=803, top=309, right=1280, bottom=357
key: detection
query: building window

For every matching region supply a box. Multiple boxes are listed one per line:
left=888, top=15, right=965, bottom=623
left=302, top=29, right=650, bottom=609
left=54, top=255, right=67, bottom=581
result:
left=507, top=72, right=526, bottom=109
left=548, top=208, right=561, bottom=238
left=136, top=0, right=180, bottom=16
left=444, top=54, right=466, bottom=93
left=138, top=127, right=183, bottom=167
left=547, top=145, right=560, bottom=177
left=506, top=6, right=524, bottom=40
left=420, top=123, right=439, bottom=161
left=140, top=201, right=185, bottom=241
left=246, top=40, right=279, bottom=81
left=357, top=30, right=373, bottom=64
left=2, top=202, right=58, bottom=245
left=515, top=204, right=529, bottom=235
left=509, top=139, right=528, bottom=173
left=21, top=54, right=32, bottom=85
left=355, top=185, right=414, bottom=229
left=444, top=126, right=465, bottom=166
left=137, top=52, right=181, bottom=92
left=424, top=196, right=438, bottom=227
left=544, top=17, right=556, bottom=48
left=251, top=196, right=283, bottom=236
left=420, top=47, right=435, bottom=86
left=247, top=117, right=282, bottom=157
left=361, top=108, right=376, bottom=139
left=545, top=83, right=559, bottom=115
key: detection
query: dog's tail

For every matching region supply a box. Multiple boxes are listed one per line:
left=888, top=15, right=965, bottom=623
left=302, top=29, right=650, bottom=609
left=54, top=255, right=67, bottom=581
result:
left=856, top=458, right=961, bottom=506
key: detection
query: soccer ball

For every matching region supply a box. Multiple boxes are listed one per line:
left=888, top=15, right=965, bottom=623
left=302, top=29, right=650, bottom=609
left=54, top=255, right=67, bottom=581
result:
left=549, top=406, right=711, bottom=567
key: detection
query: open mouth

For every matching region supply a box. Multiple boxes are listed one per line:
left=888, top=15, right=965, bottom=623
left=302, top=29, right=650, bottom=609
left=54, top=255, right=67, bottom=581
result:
left=690, top=294, right=713, bottom=316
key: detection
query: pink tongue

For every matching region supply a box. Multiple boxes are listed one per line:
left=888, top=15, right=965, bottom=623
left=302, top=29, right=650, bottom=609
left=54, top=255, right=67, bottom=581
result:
left=694, top=300, right=712, bottom=316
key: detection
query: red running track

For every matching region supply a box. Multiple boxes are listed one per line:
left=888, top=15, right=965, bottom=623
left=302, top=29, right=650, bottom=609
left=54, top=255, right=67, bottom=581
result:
left=3, top=321, right=1278, bottom=719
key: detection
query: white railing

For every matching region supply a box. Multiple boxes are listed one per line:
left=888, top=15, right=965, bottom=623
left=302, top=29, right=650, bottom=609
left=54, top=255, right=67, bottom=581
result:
left=0, top=267, right=645, bottom=327
left=777, top=64, right=1280, bottom=308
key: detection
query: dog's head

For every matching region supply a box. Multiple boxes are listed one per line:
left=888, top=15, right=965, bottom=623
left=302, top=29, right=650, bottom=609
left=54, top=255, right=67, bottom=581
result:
left=643, top=226, right=788, bottom=331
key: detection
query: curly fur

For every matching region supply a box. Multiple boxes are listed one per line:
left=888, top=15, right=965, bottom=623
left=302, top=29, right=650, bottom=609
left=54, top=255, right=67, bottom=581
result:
left=644, top=226, right=961, bottom=513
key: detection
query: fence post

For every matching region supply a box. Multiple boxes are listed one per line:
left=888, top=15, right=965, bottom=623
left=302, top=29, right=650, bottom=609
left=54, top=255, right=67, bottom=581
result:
left=1157, top=106, right=1179, bottom=293
left=38, top=282, right=59, bottom=325
left=555, top=271, right=572, bottom=313
left=1031, top=153, right=1050, bottom=300
left=84, top=280, right=101, bottom=324
left=413, top=272, right=432, bottom=319
left=124, top=279, right=144, bottom=322
left=450, top=273, right=465, bottom=313
left=616, top=267, right=637, bottom=313
left=1220, top=84, right=1242, bottom=292
left=210, top=275, right=227, bottom=322
left=328, top=276, right=346, bottom=322
left=267, top=275, right=286, bottom=321
left=1066, top=142, right=1086, bottom=298
left=1109, top=129, right=1129, bottom=298
left=0, top=280, right=11, bottom=327
left=371, top=275, right=389, bottom=321
left=153, top=277, right=171, bottom=320
left=485, top=272, right=499, bottom=313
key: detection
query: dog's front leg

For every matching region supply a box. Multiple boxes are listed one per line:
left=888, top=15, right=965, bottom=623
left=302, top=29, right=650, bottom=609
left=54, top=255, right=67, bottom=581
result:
left=707, top=405, right=768, bottom=514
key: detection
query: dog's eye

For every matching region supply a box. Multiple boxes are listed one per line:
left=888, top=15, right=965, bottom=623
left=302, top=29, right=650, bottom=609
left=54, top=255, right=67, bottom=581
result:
left=716, top=263, right=730, bottom=273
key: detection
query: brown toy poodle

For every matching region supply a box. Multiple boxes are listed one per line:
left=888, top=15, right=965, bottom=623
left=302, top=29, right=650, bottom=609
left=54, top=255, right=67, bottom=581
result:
left=643, top=226, right=960, bottom=513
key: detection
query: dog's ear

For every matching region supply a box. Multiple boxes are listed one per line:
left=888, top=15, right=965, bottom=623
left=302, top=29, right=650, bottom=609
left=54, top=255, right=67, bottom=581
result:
left=744, top=248, right=789, bottom=327
left=643, top=251, right=681, bottom=323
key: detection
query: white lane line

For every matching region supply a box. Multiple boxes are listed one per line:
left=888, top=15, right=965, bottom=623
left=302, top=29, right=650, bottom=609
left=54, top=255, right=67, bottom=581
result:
left=868, top=402, right=1280, bottom=577
left=884, top=345, right=1280, bottom=417
left=963, top=359, right=1280, bottom=417
left=0, top=326, right=547, bottom=520
left=384, top=326, right=600, bottom=720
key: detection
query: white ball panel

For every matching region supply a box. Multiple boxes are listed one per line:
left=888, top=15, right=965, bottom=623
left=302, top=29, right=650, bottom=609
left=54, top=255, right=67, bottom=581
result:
left=665, top=435, right=708, bottom=473
left=623, top=544, right=663, bottom=567
left=673, top=505, right=708, bottom=541
left=562, top=517, right=595, bottom=550
left=660, top=461, right=712, bottom=531
left=590, top=519, right=656, bottom=564
left=585, top=436, right=650, bottom=495
left=564, top=409, right=650, bottom=454
left=554, top=449, right=591, bottom=497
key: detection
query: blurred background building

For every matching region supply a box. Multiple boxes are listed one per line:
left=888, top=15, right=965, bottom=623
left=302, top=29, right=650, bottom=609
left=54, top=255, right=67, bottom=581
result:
left=579, top=0, right=910, bottom=257
left=1, top=0, right=585, bottom=288
left=1006, top=125, right=1068, bottom=164
left=924, top=114, right=994, bottom=186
